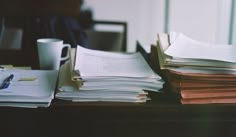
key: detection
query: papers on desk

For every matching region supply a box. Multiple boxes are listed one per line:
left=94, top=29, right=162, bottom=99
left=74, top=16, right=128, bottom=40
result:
left=156, top=32, right=236, bottom=104
left=56, top=45, right=163, bottom=103
left=57, top=87, right=149, bottom=103
left=0, top=69, right=58, bottom=108
left=74, top=45, right=159, bottom=78
left=166, top=33, right=236, bottom=63
left=158, top=32, right=236, bottom=70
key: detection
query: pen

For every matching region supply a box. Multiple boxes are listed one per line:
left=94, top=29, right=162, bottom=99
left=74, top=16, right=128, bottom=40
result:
left=0, top=66, right=4, bottom=70
left=0, top=74, right=14, bottom=89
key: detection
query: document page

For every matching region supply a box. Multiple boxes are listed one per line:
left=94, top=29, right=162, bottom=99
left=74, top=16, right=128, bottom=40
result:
left=74, top=45, right=158, bottom=78
left=0, top=70, right=58, bottom=97
left=165, top=33, right=236, bottom=63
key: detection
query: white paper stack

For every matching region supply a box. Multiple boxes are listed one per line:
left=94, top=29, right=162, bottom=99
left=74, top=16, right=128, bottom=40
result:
left=158, top=32, right=236, bottom=70
left=56, top=45, right=163, bottom=103
left=0, top=70, right=58, bottom=108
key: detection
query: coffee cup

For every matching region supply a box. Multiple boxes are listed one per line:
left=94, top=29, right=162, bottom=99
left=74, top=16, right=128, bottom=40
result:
left=37, top=38, right=71, bottom=70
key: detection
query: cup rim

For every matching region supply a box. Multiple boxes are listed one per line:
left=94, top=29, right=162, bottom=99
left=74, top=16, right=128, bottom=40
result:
left=37, top=38, right=63, bottom=43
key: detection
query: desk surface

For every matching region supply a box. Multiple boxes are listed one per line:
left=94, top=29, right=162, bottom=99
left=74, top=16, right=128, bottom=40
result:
left=1, top=92, right=236, bottom=137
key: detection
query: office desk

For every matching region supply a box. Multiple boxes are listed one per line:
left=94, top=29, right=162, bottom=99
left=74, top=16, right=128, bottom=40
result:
left=1, top=93, right=236, bottom=137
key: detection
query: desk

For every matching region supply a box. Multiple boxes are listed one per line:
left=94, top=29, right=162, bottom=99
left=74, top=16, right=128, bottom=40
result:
left=1, top=93, right=236, bottom=137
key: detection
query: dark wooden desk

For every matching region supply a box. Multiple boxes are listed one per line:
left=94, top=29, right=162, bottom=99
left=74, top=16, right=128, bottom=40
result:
left=1, top=93, right=236, bottom=137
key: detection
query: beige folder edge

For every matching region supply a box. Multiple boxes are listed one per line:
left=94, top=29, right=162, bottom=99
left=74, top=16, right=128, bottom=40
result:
left=58, top=48, right=83, bottom=90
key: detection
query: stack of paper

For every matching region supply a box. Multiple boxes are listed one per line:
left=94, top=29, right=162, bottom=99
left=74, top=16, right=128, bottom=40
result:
left=156, top=32, right=236, bottom=104
left=56, top=45, right=163, bottom=103
left=158, top=32, right=236, bottom=70
left=0, top=69, right=58, bottom=108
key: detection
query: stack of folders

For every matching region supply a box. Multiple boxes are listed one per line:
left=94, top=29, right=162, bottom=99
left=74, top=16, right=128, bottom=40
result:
left=56, top=45, right=163, bottom=103
left=155, top=32, right=236, bottom=104
left=0, top=69, right=58, bottom=108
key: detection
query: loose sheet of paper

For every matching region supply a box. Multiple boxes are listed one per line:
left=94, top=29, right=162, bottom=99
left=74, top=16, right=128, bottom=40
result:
left=165, top=33, right=236, bottom=63
left=74, top=45, right=159, bottom=78
left=0, top=70, right=58, bottom=98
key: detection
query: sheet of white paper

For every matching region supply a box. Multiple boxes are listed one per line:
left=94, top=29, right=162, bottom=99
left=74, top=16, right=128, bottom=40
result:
left=74, top=45, right=158, bottom=78
left=81, top=77, right=161, bottom=83
left=0, top=96, right=53, bottom=102
left=165, top=33, right=236, bottom=63
left=0, top=102, right=50, bottom=108
left=59, top=86, right=144, bottom=93
left=169, top=31, right=180, bottom=44
left=169, top=67, right=236, bottom=75
left=58, top=93, right=144, bottom=98
left=81, top=80, right=162, bottom=87
left=71, top=98, right=148, bottom=103
left=0, top=70, right=58, bottom=98
left=57, top=91, right=145, bottom=97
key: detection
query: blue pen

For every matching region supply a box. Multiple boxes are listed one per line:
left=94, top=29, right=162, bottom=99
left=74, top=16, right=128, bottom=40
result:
left=0, top=74, right=14, bottom=89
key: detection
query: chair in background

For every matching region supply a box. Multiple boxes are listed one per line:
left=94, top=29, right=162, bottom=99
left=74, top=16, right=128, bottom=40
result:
left=84, top=20, right=127, bottom=52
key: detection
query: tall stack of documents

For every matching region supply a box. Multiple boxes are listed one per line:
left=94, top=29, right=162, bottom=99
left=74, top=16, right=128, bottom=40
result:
left=0, top=69, right=58, bottom=108
left=156, top=32, right=236, bottom=104
left=56, top=45, right=163, bottom=103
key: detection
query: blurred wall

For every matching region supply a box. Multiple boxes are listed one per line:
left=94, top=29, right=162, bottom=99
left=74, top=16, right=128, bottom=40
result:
left=84, top=0, right=165, bottom=52
left=84, top=0, right=231, bottom=52
left=168, top=0, right=231, bottom=44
